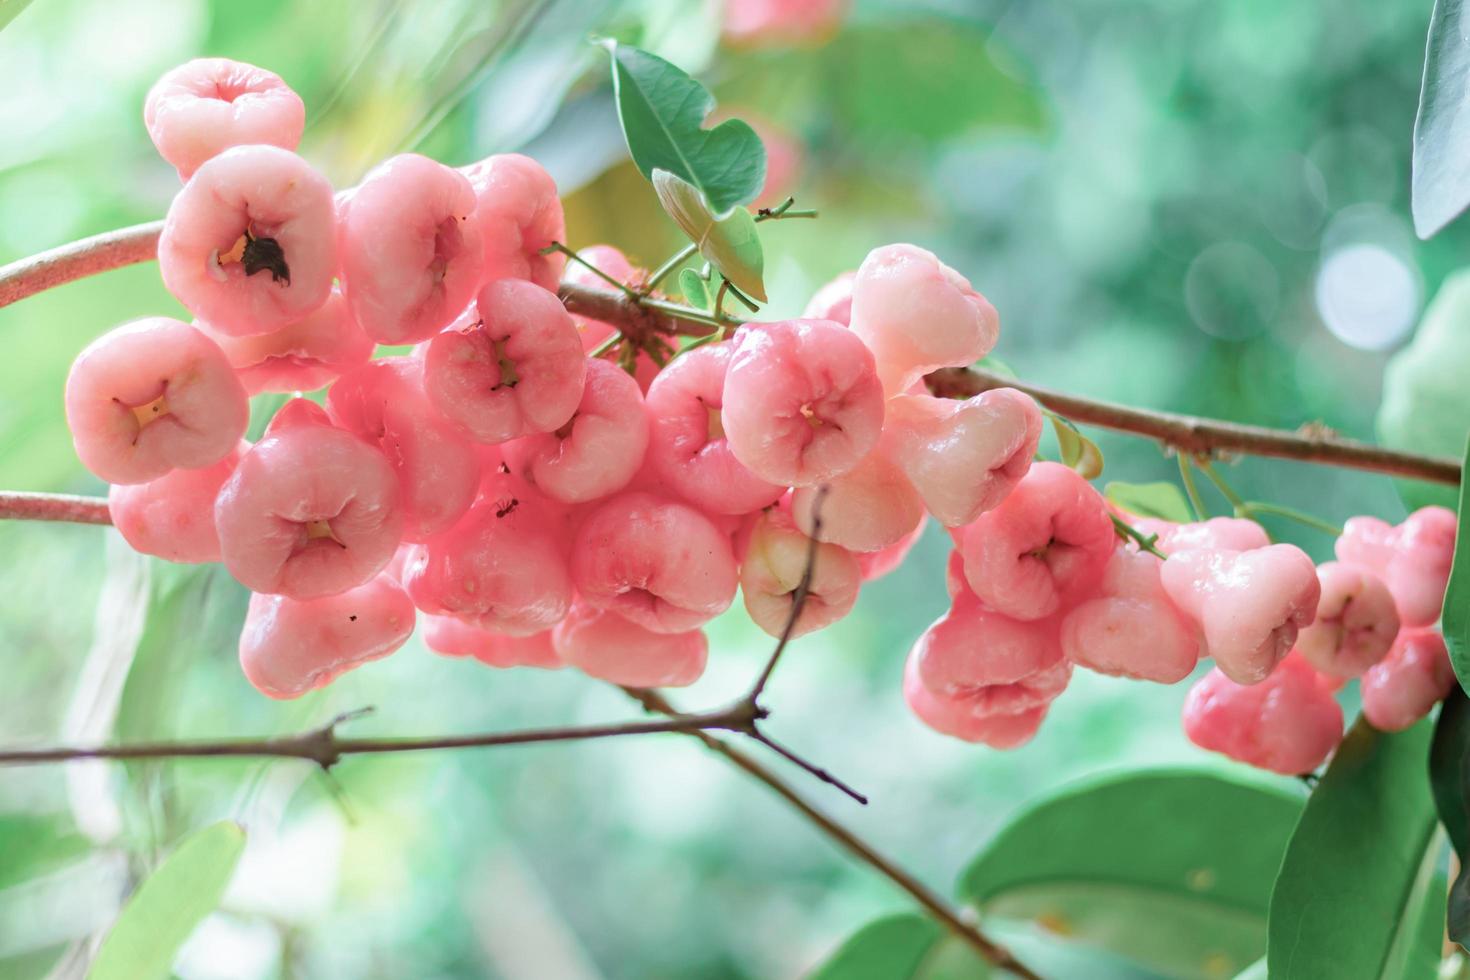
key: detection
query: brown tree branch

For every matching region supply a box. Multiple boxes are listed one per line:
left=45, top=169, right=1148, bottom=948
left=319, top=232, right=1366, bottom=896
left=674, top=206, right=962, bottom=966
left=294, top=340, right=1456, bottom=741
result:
left=0, top=492, right=111, bottom=524
left=1, top=220, right=1456, bottom=486
left=621, top=686, right=1041, bottom=980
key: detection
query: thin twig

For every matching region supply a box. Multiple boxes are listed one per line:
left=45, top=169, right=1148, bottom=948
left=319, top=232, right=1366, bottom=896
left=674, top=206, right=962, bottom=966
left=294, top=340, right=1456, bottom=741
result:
left=642, top=242, right=698, bottom=295
left=746, top=486, right=828, bottom=704
left=1177, top=455, right=1208, bottom=522
left=0, top=492, right=111, bottom=525
left=1108, top=513, right=1166, bottom=558
left=543, top=242, right=639, bottom=297
left=746, top=729, right=869, bottom=805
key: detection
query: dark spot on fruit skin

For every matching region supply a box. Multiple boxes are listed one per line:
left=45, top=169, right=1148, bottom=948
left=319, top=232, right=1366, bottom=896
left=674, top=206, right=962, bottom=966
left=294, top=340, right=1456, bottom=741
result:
left=349, top=615, right=358, bottom=622
left=498, top=463, right=510, bottom=474
left=242, top=231, right=291, bottom=285
left=496, top=498, right=519, bottom=518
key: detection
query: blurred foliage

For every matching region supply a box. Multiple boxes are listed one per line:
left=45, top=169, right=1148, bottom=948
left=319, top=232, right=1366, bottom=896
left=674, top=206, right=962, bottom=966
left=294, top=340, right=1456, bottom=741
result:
left=0, top=0, right=1462, bottom=977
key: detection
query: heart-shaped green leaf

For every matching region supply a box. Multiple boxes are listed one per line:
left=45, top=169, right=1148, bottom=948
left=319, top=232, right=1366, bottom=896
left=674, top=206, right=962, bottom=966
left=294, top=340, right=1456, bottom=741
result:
left=652, top=168, right=766, bottom=302
left=1413, top=0, right=1470, bottom=238
left=1431, top=689, right=1470, bottom=860
left=678, top=267, right=712, bottom=312
left=1104, top=481, right=1194, bottom=524
left=959, top=768, right=1303, bottom=979
left=1267, top=717, right=1443, bottom=979
left=88, top=821, right=247, bottom=980
left=603, top=40, right=766, bottom=215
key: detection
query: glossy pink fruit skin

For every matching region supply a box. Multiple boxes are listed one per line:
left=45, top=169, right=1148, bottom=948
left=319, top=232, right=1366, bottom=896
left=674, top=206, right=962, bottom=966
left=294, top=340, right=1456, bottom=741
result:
left=1061, top=546, right=1203, bottom=683
left=1294, top=562, right=1400, bottom=678
left=460, top=154, right=566, bottom=291
left=326, top=357, right=480, bottom=541
left=215, top=416, right=403, bottom=598
left=957, top=462, right=1115, bottom=621
left=144, top=58, right=305, bottom=180
left=912, top=599, right=1071, bottom=711
left=402, top=471, right=573, bottom=636
left=160, top=145, right=336, bottom=336
left=198, top=289, right=373, bottom=394
left=552, top=601, right=708, bottom=688
left=108, top=443, right=244, bottom=563
left=856, top=516, right=928, bottom=582
left=1361, top=629, right=1456, bottom=731
left=1155, top=517, right=1270, bottom=555
left=790, top=448, right=923, bottom=553
left=644, top=340, right=786, bottom=515
left=803, top=271, right=855, bottom=325
left=1336, top=508, right=1456, bottom=628
left=879, top=389, right=1042, bottom=527
left=741, top=510, right=861, bottom=638
left=1182, top=657, right=1343, bottom=775
left=501, top=358, right=648, bottom=503
left=849, top=244, right=1000, bottom=397
left=1161, top=545, right=1321, bottom=685
left=571, top=491, right=739, bottom=633
left=66, top=317, right=249, bottom=485
left=903, top=654, right=1049, bottom=748
left=338, top=153, right=484, bottom=344
left=422, top=615, right=561, bottom=670
left=239, top=574, right=414, bottom=699
left=723, top=319, right=885, bottom=486
left=422, top=279, right=586, bottom=444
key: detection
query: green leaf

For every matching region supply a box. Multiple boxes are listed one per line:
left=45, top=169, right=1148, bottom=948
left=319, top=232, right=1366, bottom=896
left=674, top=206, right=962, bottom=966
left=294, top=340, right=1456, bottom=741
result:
left=1048, top=414, right=1103, bottom=480
left=652, top=169, right=767, bottom=302
left=1446, top=436, right=1470, bottom=696
left=1378, top=272, right=1470, bottom=511
left=0, top=0, right=34, bottom=31
left=806, top=913, right=953, bottom=979
left=1413, top=0, right=1470, bottom=238
left=1104, top=481, right=1194, bottom=524
left=603, top=40, right=766, bottom=215
left=1431, top=688, right=1470, bottom=858
left=1267, top=717, right=1441, bottom=979
left=678, top=267, right=711, bottom=312
left=1233, top=959, right=1268, bottom=980
left=87, top=821, right=246, bottom=980
left=959, top=768, right=1303, bottom=979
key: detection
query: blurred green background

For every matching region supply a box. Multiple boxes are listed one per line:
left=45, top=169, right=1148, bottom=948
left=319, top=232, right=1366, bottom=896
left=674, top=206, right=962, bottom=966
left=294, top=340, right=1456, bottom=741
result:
left=0, top=0, right=1453, bottom=976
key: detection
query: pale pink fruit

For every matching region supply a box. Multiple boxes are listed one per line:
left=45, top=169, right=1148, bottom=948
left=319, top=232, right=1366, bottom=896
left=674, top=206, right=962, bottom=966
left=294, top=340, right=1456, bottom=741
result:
left=723, top=0, right=845, bottom=48
left=402, top=470, right=572, bottom=636
left=499, top=357, right=647, bottom=503
left=1161, top=545, right=1321, bottom=685
left=957, top=462, right=1115, bottom=620
left=1156, top=517, right=1270, bottom=555
left=722, top=319, right=885, bottom=486
left=160, top=145, right=336, bottom=336
left=1182, top=657, right=1343, bottom=775
left=197, top=288, right=373, bottom=394
left=790, top=449, right=923, bottom=553
left=856, top=517, right=928, bottom=582
left=849, top=244, right=999, bottom=397
left=65, top=317, right=249, bottom=484
left=1061, top=545, right=1203, bottom=683
left=740, top=510, right=861, bottom=638
left=421, top=279, right=586, bottom=444
left=239, top=574, right=414, bottom=699
left=562, top=245, right=661, bottom=392
left=879, top=389, right=1042, bottom=527
left=326, top=357, right=480, bottom=541
left=945, top=548, right=972, bottom=602
left=903, top=654, right=1049, bottom=748
left=911, top=601, right=1071, bottom=710
left=144, top=58, right=305, bottom=180
left=1389, top=507, right=1457, bottom=627
left=803, top=270, right=855, bottom=325
left=570, top=491, right=739, bottom=633
left=422, top=615, right=561, bottom=670
left=552, top=601, right=707, bottom=688
left=1334, top=516, right=1397, bottom=572
left=1361, top=629, right=1456, bottom=731
left=460, top=153, right=566, bottom=291
left=1294, top=562, right=1400, bottom=678
left=644, top=340, right=785, bottom=514
left=338, top=153, right=483, bottom=344
left=215, top=409, right=403, bottom=597
left=108, top=443, right=244, bottom=563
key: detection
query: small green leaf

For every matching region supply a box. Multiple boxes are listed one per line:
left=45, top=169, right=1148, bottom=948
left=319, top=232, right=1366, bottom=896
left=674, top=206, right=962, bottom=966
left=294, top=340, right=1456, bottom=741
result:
left=678, top=267, right=711, bottom=311
left=0, top=0, right=36, bottom=32
left=652, top=169, right=766, bottom=302
left=88, top=821, right=247, bottom=980
left=959, top=769, right=1303, bottom=978
left=1413, top=0, right=1470, bottom=237
left=1445, top=435, right=1470, bottom=695
left=806, top=913, right=952, bottom=979
left=1104, top=481, right=1194, bottom=524
left=1431, top=688, right=1470, bottom=858
left=603, top=40, right=766, bottom=215
left=974, top=355, right=1017, bottom=379
left=1377, top=273, right=1470, bottom=511
left=1267, top=717, right=1441, bottom=979
left=1048, top=414, right=1103, bottom=480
